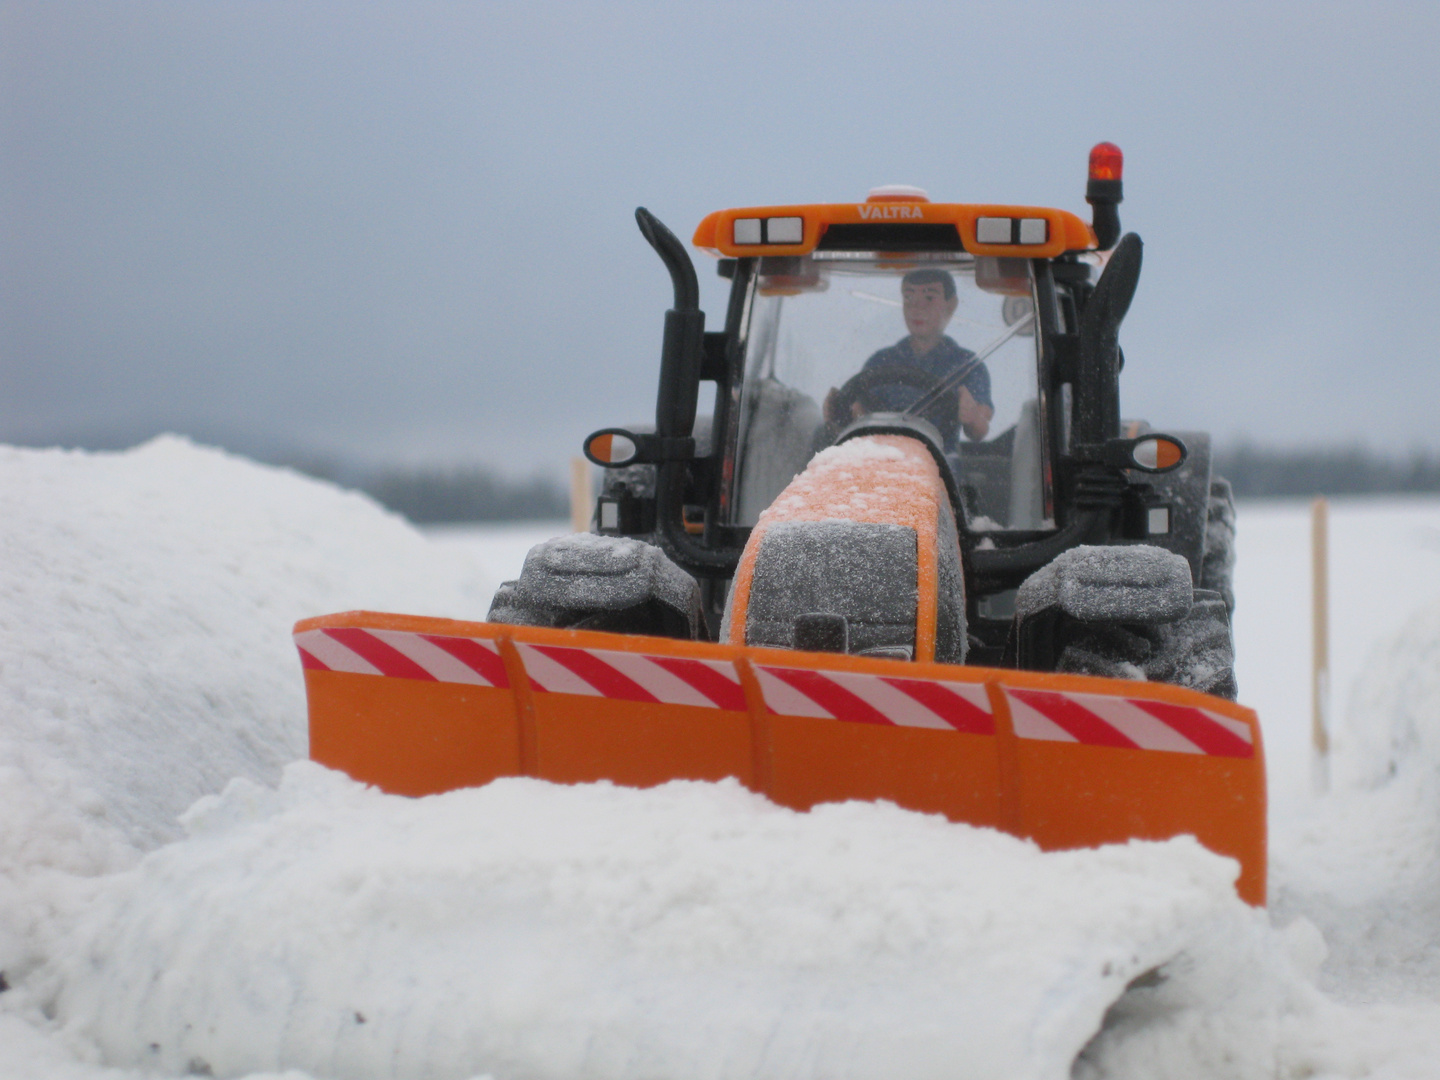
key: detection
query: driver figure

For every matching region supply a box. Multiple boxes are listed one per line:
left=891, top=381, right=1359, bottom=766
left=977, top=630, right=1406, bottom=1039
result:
left=827, top=269, right=995, bottom=444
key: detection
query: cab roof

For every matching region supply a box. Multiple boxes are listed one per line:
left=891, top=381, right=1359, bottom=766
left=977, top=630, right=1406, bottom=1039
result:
left=694, top=198, right=1095, bottom=261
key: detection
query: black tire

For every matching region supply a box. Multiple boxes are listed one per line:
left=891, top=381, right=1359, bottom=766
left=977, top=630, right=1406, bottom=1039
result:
left=1055, top=622, right=1153, bottom=681
left=1200, top=477, right=1236, bottom=615
left=1144, top=590, right=1238, bottom=700
left=1053, top=590, right=1238, bottom=701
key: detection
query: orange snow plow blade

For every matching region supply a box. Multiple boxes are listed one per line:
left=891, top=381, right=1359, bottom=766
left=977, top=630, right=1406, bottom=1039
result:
left=297, top=612, right=1266, bottom=905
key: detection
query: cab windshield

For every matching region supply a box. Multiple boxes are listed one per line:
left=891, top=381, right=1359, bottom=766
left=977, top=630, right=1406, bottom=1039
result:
left=729, top=255, right=1048, bottom=531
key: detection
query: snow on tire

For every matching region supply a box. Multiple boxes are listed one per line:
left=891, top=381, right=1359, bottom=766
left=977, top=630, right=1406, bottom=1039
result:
left=1054, top=590, right=1238, bottom=701
left=1200, top=477, right=1236, bottom=615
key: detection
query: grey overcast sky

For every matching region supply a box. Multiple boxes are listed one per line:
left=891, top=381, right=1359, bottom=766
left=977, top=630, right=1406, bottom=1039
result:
left=3, top=1, right=1439, bottom=475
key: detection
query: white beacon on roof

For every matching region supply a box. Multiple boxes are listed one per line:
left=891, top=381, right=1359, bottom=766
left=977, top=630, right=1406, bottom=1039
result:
left=865, top=185, right=930, bottom=203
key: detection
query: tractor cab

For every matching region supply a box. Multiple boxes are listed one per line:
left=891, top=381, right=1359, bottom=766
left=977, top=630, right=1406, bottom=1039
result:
left=584, top=146, right=1211, bottom=663
left=298, top=145, right=1260, bottom=909
left=690, top=186, right=1100, bottom=551
left=729, top=250, right=1054, bottom=533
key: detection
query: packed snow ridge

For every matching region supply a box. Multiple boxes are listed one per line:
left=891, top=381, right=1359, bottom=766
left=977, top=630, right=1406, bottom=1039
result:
left=0, top=437, right=1438, bottom=1079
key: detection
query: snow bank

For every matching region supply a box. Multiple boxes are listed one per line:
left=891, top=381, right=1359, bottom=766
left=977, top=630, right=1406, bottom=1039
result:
left=1269, top=597, right=1440, bottom=1010
left=1335, top=598, right=1440, bottom=791
left=46, top=765, right=1276, bottom=1080
left=0, top=436, right=492, bottom=852
left=5, top=446, right=1440, bottom=1080
left=0, top=438, right=492, bottom=985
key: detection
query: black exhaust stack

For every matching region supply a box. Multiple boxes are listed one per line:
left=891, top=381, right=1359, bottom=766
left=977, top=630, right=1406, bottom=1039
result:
left=634, top=207, right=739, bottom=577
left=1072, top=231, right=1142, bottom=445
left=635, top=207, right=705, bottom=441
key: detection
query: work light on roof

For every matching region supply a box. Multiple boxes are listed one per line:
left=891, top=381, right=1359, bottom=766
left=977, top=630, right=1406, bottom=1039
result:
left=733, top=216, right=804, bottom=246
left=976, top=216, right=1050, bottom=245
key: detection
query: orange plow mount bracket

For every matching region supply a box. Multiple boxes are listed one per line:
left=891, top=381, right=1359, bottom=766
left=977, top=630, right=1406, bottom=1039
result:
left=296, top=612, right=1267, bottom=905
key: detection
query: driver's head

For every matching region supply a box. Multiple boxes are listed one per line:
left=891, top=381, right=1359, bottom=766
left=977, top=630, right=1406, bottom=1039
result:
left=900, top=269, right=958, bottom=340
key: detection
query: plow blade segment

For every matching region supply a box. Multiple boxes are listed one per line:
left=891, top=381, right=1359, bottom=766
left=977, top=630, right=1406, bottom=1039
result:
left=295, top=621, right=521, bottom=797
left=514, top=640, right=755, bottom=787
left=751, top=661, right=1005, bottom=828
left=298, top=612, right=1266, bottom=904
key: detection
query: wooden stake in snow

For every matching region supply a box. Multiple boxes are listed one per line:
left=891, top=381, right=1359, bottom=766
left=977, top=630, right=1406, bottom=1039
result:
left=1311, top=496, right=1331, bottom=793
left=570, top=457, right=592, bottom=533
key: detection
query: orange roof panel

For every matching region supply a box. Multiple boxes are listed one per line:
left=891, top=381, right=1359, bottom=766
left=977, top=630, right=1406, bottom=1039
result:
left=694, top=201, right=1095, bottom=259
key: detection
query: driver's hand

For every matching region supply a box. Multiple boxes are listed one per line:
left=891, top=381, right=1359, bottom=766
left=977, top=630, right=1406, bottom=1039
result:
left=959, top=388, right=994, bottom=441
left=824, top=387, right=867, bottom=426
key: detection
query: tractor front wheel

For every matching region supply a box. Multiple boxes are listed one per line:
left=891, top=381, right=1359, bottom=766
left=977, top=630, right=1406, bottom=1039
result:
left=1054, top=589, right=1237, bottom=701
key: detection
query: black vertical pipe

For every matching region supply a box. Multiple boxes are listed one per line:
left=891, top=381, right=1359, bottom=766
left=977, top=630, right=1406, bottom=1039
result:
left=634, top=207, right=738, bottom=576
left=635, top=207, right=705, bottom=438
left=1072, top=233, right=1142, bottom=446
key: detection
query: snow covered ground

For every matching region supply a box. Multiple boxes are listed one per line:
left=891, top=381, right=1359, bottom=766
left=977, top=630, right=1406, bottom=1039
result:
left=2, top=439, right=1439, bottom=1079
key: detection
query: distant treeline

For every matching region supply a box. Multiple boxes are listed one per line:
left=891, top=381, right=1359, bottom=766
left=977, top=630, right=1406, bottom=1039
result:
left=1214, top=445, right=1440, bottom=499
left=284, top=445, right=1440, bottom=525
left=3, top=425, right=576, bottom=525
left=340, top=466, right=568, bottom=524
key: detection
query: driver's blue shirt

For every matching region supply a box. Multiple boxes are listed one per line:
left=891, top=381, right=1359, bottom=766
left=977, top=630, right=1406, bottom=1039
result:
left=862, top=335, right=993, bottom=443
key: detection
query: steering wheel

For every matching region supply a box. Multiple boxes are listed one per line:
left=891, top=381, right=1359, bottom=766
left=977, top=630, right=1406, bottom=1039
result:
left=824, top=364, right=959, bottom=440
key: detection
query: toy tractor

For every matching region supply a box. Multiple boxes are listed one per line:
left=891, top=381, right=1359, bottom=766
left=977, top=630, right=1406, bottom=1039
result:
left=297, top=144, right=1263, bottom=904
left=499, top=143, right=1236, bottom=697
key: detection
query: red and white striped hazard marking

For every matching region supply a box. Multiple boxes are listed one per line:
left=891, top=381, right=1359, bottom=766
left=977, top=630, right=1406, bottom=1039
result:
left=296, top=627, right=1251, bottom=756
left=294, top=628, right=509, bottom=688
left=515, top=644, right=747, bottom=711
left=753, top=665, right=994, bottom=734
left=1004, top=687, right=1253, bottom=758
